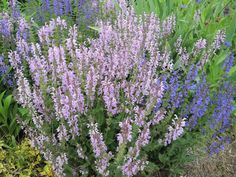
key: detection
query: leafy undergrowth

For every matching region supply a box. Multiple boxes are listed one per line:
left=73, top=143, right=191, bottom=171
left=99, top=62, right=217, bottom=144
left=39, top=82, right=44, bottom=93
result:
left=0, top=138, right=54, bottom=177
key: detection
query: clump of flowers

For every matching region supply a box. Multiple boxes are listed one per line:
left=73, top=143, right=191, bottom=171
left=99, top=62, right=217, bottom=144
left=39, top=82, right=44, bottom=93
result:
left=164, top=115, right=186, bottom=146
left=0, top=55, right=13, bottom=87
left=0, top=13, right=13, bottom=38
left=25, top=0, right=100, bottom=28
left=9, top=2, right=235, bottom=177
left=9, top=8, right=175, bottom=176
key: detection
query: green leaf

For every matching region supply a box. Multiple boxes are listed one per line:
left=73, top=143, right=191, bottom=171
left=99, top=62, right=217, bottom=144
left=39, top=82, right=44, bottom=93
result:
left=229, top=64, right=236, bottom=77
left=158, top=153, right=170, bottom=164
left=0, top=91, right=6, bottom=101
left=88, top=26, right=101, bottom=32
left=2, top=0, right=8, bottom=10
left=226, top=12, right=236, bottom=42
left=3, top=95, right=12, bottom=112
left=156, top=0, right=163, bottom=18
left=215, top=52, right=228, bottom=65
left=18, top=108, right=30, bottom=117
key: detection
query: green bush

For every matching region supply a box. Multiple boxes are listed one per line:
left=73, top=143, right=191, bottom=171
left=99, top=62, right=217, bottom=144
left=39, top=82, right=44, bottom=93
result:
left=0, top=138, right=54, bottom=177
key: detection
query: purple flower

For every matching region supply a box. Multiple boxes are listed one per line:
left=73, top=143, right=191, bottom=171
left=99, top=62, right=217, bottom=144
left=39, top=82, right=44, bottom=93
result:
left=223, top=53, right=235, bottom=72
left=117, top=118, right=133, bottom=145
left=58, top=0, right=64, bottom=16
left=8, top=51, right=22, bottom=70
left=88, top=123, right=112, bottom=176
left=64, top=0, right=72, bottom=15
left=162, top=15, right=176, bottom=36
left=209, top=82, right=235, bottom=132
left=151, top=109, right=166, bottom=125
left=66, top=25, right=78, bottom=55
left=9, top=6, right=229, bottom=177
left=168, top=72, right=184, bottom=109
left=121, top=158, right=147, bottom=177
left=175, top=36, right=190, bottom=65
left=42, top=0, right=51, bottom=12
left=53, top=0, right=60, bottom=16
left=194, top=38, right=207, bottom=50
left=121, top=124, right=151, bottom=177
left=85, top=65, right=98, bottom=104
left=134, top=106, right=146, bottom=127
left=154, top=76, right=168, bottom=111
left=53, top=153, right=68, bottom=177
left=38, top=17, right=68, bottom=44
left=15, top=69, right=32, bottom=109
left=57, top=124, right=69, bottom=142
left=0, top=55, right=13, bottom=87
left=135, top=124, right=151, bottom=148
left=9, top=0, right=20, bottom=19
left=212, top=30, right=226, bottom=50
left=102, top=80, right=119, bottom=115
left=0, top=13, right=12, bottom=38
left=187, top=77, right=210, bottom=129
left=164, top=115, right=186, bottom=146
left=16, top=18, right=30, bottom=41
left=88, top=123, right=108, bottom=157
left=161, top=49, right=173, bottom=71
left=208, top=136, right=231, bottom=156
left=224, top=41, right=232, bottom=47
left=183, top=64, right=199, bottom=96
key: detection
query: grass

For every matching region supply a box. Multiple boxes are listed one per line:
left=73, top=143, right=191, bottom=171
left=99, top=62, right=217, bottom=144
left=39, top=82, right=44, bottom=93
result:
left=184, top=139, right=236, bottom=177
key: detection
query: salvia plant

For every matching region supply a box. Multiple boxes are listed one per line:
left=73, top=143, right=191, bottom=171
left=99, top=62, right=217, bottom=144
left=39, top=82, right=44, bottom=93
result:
left=4, top=1, right=236, bottom=177
left=0, top=55, right=13, bottom=88
left=0, top=0, right=116, bottom=90
left=0, top=11, right=32, bottom=89
left=24, top=0, right=99, bottom=26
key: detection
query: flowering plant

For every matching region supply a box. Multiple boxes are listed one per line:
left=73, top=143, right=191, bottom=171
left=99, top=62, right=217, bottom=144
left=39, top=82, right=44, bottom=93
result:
left=9, top=2, right=235, bottom=177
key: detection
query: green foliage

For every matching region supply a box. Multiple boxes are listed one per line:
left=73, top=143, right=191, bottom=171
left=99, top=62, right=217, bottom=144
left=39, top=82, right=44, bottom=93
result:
left=130, top=0, right=236, bottom=56
left=0, top=138, right=55, bottom=177
left=0, top=91, right=20, bottom=145
left=0, top=0, right=9, bottom=11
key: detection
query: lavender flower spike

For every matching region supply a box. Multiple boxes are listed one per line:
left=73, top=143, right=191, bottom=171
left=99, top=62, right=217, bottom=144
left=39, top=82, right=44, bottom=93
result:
left=212, top=30, right=225, bottom=50
left=164, top=115, right=186, bottom=146
left=117, top=118, right=133, bottom=145
left=195, top=38, right=207, bottom=49
left=88, top=123, right=112, bottom=176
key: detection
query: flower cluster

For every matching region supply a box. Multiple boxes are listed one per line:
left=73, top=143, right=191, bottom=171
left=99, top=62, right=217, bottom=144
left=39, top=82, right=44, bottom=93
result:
left=212, top=30, right=226, bottom=50
left=223, top=53, right=235, bottom=72
left=0, top=55, right=13, bottom=87
left=53, top=153, right=68, bottom=177
left=164, top=115, right=186, bottom=146
left=0, top=13, right=13, bottom=38
left=27, top=0, right=99, bottom=29
left=88, top=123, right=112, bottom=176
left=208, top=136, right=231, bottom=156
left=187, top=77, right=211, bottom=129
left=121, top=123, right=151, bottom=177
left=209, top=81, right=235, bottom=133
left=9, top=0, right=21, bottom=19
left=10, top=8, right=171, bottom=176
left=8, top=1, right=236, bottom=176
left=16, top=17, right=30, bottom=41
left=117, top=118, right=133, bottom=145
